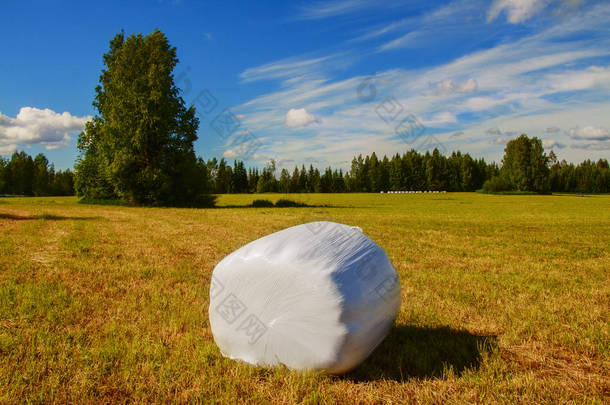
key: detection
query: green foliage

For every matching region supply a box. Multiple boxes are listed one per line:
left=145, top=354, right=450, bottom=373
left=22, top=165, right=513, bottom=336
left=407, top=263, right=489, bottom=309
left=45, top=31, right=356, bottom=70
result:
left=204, top=149, right=490, bottom=194
left=0, top=151, right=74, bottom=196
left=75, top=29, right=211, bottom=206
left=251, top=199, right=273, bottom=207
left=481, top=176, right=512, bottom=193
left=232, top=160, right=248, bottom=193
left=256, top=160, right=277, bottom=193
left=549, top=158, right=610, bottom=193
left=278, top=168, right=291, bottom=193
left=0, top=157, right=5, bottom=193
left=274, top=199, right=308, bottom=207
left=500, top=134, right=550, bottom=193
left=5, top=138, right=607, bottom=199
left=201, top=144, right=606, bottom=195
left=250, top=198, right=307, bottom=208
left=77, top=198, right=129, bottom=206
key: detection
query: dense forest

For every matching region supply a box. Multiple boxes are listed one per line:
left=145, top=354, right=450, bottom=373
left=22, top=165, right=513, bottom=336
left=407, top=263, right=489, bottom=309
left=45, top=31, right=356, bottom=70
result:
left=205, top=149, right=493, bottom=194
left=1, top=144, right=608, bottom=197
left=0, top=151, right=75, bottom=196
left=203, top=143, right=609, bottom=194
left=548, top=155, right=610, bottom=193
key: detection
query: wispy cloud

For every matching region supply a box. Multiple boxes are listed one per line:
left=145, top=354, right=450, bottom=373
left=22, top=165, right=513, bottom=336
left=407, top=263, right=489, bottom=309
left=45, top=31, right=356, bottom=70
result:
left=487, top=0, right=551, bottom=23
left=239, top=53, right=353, bottom=84
left=297, top=0, right=369, bottom=20
left=432, top=78, right=479, bottom=95
left=571, top=140, right=610, bottom=150
left=486, top=0, right=591, bottom=24
left=375, top=0, right=485, bottom=52
left=233, top=1, right=610, bottom=168
left=296, top=0, right=411, bottom=20
left=548, top=66, right=610, bottom=92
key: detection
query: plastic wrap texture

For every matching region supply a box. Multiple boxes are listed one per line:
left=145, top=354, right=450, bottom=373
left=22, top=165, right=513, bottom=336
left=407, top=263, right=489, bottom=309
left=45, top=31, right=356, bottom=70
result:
left=208, top=221, right=401, bottom=373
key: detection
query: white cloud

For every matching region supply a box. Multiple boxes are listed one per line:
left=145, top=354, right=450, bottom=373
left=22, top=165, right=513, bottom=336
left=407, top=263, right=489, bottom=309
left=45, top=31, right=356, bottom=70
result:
left=546, top=126, right=561, bottom=133
left=285, top=108, right=318, bottom=127
left=0, top=144, right=17, bottom=155
left=434, top=78, right=479, bottom=94
left=239, top=54, right=347, bottom=84
left=378, top=31, right=421, bottom=52
left=486, top=0, right=592, bottom=24
left=486, top=127, right=503, bottom=135
left=487, top=0, right=550, bottom=23
left=549, top=66, right=610, bottom=92
left=0, top=107, right=90, bottom=153
left=568, top=126, right=610, bottom=140
left=222, top=149, right=240, bottom=158
left=297, top=0, right=410, bottom=20
left=375, top=1, right=480, bottom=52
left=352, top=17, right=414, bottom=42
left=465, top=97, right=506, bottom=111
left=423, top=112, right=457, bottom=126
left=571, top=141, right=610, bottom=150
left=543, top=139, right=566, bottom=148
left=297, top=0, right=369, bottom=19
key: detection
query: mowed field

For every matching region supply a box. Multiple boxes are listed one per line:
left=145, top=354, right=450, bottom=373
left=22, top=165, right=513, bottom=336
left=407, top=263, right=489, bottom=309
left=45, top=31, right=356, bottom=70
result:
left=0, top=193, right=608, bottom=404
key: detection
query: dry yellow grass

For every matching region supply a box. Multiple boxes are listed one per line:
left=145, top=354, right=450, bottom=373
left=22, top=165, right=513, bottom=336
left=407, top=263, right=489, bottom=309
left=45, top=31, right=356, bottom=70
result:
left=0, top=193, right=608, bottom=403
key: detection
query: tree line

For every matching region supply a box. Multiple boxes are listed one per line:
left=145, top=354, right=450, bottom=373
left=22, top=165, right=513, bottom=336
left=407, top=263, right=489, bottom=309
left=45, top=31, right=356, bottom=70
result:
left=203, top=149, right=494, bottom=194
left=200, top=144, right=609, bottom=194
left=549, top=157, right=609, bottom=193
left=1, top=136, right=608, bottom=198
left=0, top=151, right=75, bottom=196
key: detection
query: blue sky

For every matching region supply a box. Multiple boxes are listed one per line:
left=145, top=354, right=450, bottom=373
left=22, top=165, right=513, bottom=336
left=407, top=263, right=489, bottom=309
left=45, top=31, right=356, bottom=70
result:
left=1, top=0, right=609, bottom=170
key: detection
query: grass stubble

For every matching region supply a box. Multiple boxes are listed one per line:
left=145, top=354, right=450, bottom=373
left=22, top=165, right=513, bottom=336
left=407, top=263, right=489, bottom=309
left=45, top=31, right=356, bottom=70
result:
left=0, top=193, right=608, bottom=403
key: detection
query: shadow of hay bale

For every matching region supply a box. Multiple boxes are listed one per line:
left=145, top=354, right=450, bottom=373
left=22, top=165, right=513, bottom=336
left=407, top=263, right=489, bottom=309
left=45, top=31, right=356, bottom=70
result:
left=345, top=325, right=498, bottom=381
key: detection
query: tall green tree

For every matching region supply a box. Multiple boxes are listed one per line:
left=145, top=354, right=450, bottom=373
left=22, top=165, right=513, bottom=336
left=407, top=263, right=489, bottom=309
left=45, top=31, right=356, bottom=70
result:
left=248, top=168, right=259, bottom=193
left=299, top=165, right=308, bottom=192
left=232, top=160, right=248, bottom=193
left=75, top=29, right=211, bottom=206
left=500, top=134, right=550, bottom=193
left=425, top=149, right=448, bottom=191
left=0, top=157, right=7, bottom=193
left=279, top=168, right=291, bottom=193
left=215, top=159, right=229, bottom=193
left=33, top=153, right=50, bottom=196
left=256, top=160, right=277, bottom=193
left=320, top=167, right=332, bottom=192
left=291, top=166, right=301, bottom=193
left=7, top=151, right=34, bottom=195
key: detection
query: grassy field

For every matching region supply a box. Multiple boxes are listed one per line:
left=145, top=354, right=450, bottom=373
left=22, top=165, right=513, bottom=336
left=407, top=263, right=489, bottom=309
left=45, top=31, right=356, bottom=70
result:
left=0, top=193, right=608, bottom=404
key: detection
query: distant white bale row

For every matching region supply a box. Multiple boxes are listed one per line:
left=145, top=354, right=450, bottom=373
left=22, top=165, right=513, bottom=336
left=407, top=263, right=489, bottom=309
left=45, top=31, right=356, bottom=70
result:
left=380, top=190, right=447, bottom=193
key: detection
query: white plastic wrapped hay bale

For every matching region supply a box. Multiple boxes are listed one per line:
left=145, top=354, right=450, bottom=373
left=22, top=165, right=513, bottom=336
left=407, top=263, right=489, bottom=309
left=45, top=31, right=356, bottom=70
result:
left=209, top=221, right=400, bottom=374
